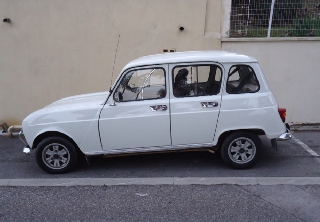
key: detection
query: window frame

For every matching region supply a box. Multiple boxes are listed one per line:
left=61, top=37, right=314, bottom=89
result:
left=113, top=67, right=167, bottom=102
left=171, top=64, right=223, bottom=98
left=226, top=64, right=260, bottom=94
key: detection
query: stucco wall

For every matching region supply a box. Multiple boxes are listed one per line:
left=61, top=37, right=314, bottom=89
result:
left=222, top=39, right=320, bottom=123
left=0, top=0, right=222, bottom=125
left=3, top=0, right=318, bottom=125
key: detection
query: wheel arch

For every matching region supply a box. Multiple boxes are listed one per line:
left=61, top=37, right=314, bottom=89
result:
left=32, top=131, right=83, bottom=154
left=216, top=128, right=265, bottom=149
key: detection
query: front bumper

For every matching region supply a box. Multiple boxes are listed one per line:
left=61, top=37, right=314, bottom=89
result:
left=23, top=146, right=31, bottom=154
left=19, top=130, right=31, bottom=154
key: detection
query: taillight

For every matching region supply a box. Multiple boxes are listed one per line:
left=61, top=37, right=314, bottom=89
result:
left=278, top=108, right=286, bottom=122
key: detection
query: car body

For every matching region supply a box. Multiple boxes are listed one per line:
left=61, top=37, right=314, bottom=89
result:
left=21, top=51, right=291, bottom=173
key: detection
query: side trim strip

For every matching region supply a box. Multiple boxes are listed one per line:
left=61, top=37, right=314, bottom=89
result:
left=84, top=143, right=214, bottom=156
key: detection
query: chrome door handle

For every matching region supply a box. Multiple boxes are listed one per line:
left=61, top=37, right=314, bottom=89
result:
left=201, top=102, right=218, bottom=108
left=150, top=105, right=167, bottom=111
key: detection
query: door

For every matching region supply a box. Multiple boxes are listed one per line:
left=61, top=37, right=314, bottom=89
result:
left=169, top=63, right=223, bottom=145
left=99, top=65, right=171, bottom=150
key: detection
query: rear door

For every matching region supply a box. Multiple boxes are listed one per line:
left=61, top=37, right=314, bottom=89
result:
left=169, top=63, right=223, bottom=146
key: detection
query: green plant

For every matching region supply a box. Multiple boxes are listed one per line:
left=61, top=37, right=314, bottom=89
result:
left=290, top=5, right=320, bottom=37
left=291, top=18, right=320, bottom=36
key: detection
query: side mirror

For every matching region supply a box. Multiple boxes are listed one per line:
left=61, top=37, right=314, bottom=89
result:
left=111, top=92, right=122, bottom=106
left=116, top=91, right=123, bottom=101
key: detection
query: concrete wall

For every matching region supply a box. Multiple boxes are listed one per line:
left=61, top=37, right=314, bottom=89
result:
left=222, top=39, right=320, bottom=123
left=1, top=0, right=319, bottom=125
left=0, top=0, right=222, bottom=125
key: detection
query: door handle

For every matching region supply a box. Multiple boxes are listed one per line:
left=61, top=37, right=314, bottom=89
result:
left=201, top=102, right=218, bottom=108
left=150, top=105, right=167, bottom=111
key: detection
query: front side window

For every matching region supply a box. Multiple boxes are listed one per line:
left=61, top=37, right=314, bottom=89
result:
left=227, top=65, right=259, bottom=94
left=114, top=68, right=166, bottom=102
left=172, top=65, right=222, bottom=97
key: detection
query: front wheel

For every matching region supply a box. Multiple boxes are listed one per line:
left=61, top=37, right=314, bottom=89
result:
left=220, top=131, right=262, bottom=169
left=36, top=137, right=78, bottom=174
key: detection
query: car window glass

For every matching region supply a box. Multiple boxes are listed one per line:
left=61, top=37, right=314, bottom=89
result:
left=227, top=65, right=259, bottom=94
left=173, top=65, right=221, bottom=97
left=228, top=68, right=240, bottom=81
left=114, top=68, right=166, bottom=102
left=215, top=68, right=222, bottom=82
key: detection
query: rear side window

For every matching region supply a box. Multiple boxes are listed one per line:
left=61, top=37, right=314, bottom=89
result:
left=227, top=65, right=259, bottom=94
left=172, top=65, right=222, bottom=97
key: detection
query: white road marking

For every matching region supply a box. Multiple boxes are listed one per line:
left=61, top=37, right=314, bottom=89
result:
left=135, top=193, right=149, bottom=197
left=293, top=135, right=320, bottom=157
left=293, top=135, right=320, bottom=164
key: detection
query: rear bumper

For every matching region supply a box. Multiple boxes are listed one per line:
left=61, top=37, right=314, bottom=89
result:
left=278, top=132, right=292, bottom=141
left=278, top=123, right=292, bottom=141
left=271, top=123, right=292, bottom=150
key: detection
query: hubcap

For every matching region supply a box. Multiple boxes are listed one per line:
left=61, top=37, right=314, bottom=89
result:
left=227, top=137, right=256, bottom=164
left=42, top=143, right=70, bottom=169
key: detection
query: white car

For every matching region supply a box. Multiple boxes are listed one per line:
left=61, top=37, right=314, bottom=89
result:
left=21, top=51, right=291, bottom=173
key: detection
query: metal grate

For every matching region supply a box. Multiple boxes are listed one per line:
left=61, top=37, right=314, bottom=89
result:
left=229, top=0, right=320, bottom=37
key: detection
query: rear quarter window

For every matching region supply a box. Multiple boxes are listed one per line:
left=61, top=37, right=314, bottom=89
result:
left=227, top=65, right=260, bottom=94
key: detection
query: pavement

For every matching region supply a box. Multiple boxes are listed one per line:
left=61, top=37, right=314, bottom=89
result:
left=1, top=177, right=320, bottom=187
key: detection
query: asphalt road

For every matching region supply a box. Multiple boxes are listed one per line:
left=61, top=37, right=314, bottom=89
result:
left=1, top=131, right=320, bottom=221
left=1, top=184, right=320, bottom=221
left=0, top=132, right=319, bottom=179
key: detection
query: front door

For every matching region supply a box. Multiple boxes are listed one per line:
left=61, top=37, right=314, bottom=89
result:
left=99, top=65, right=171, bottom=150
left=169, top=63, right=223, bottom=146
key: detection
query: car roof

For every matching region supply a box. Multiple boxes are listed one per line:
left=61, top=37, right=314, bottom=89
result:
left=122, top=51, right=257, bottom=71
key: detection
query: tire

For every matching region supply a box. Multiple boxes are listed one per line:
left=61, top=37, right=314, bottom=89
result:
left=220, top=131, right=261, bottom=169
left=36, top=137, right=78, bottom=174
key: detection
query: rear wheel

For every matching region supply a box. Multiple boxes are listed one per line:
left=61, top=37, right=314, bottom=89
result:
left=36, top=137, right=78, bottom=174
left=220, top=131, right=261, bottom=169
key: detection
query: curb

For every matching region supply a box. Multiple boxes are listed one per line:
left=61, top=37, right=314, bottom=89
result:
left=291, top=124, right=320, bottom=131
left=1, top=177, right=320, bottom=187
